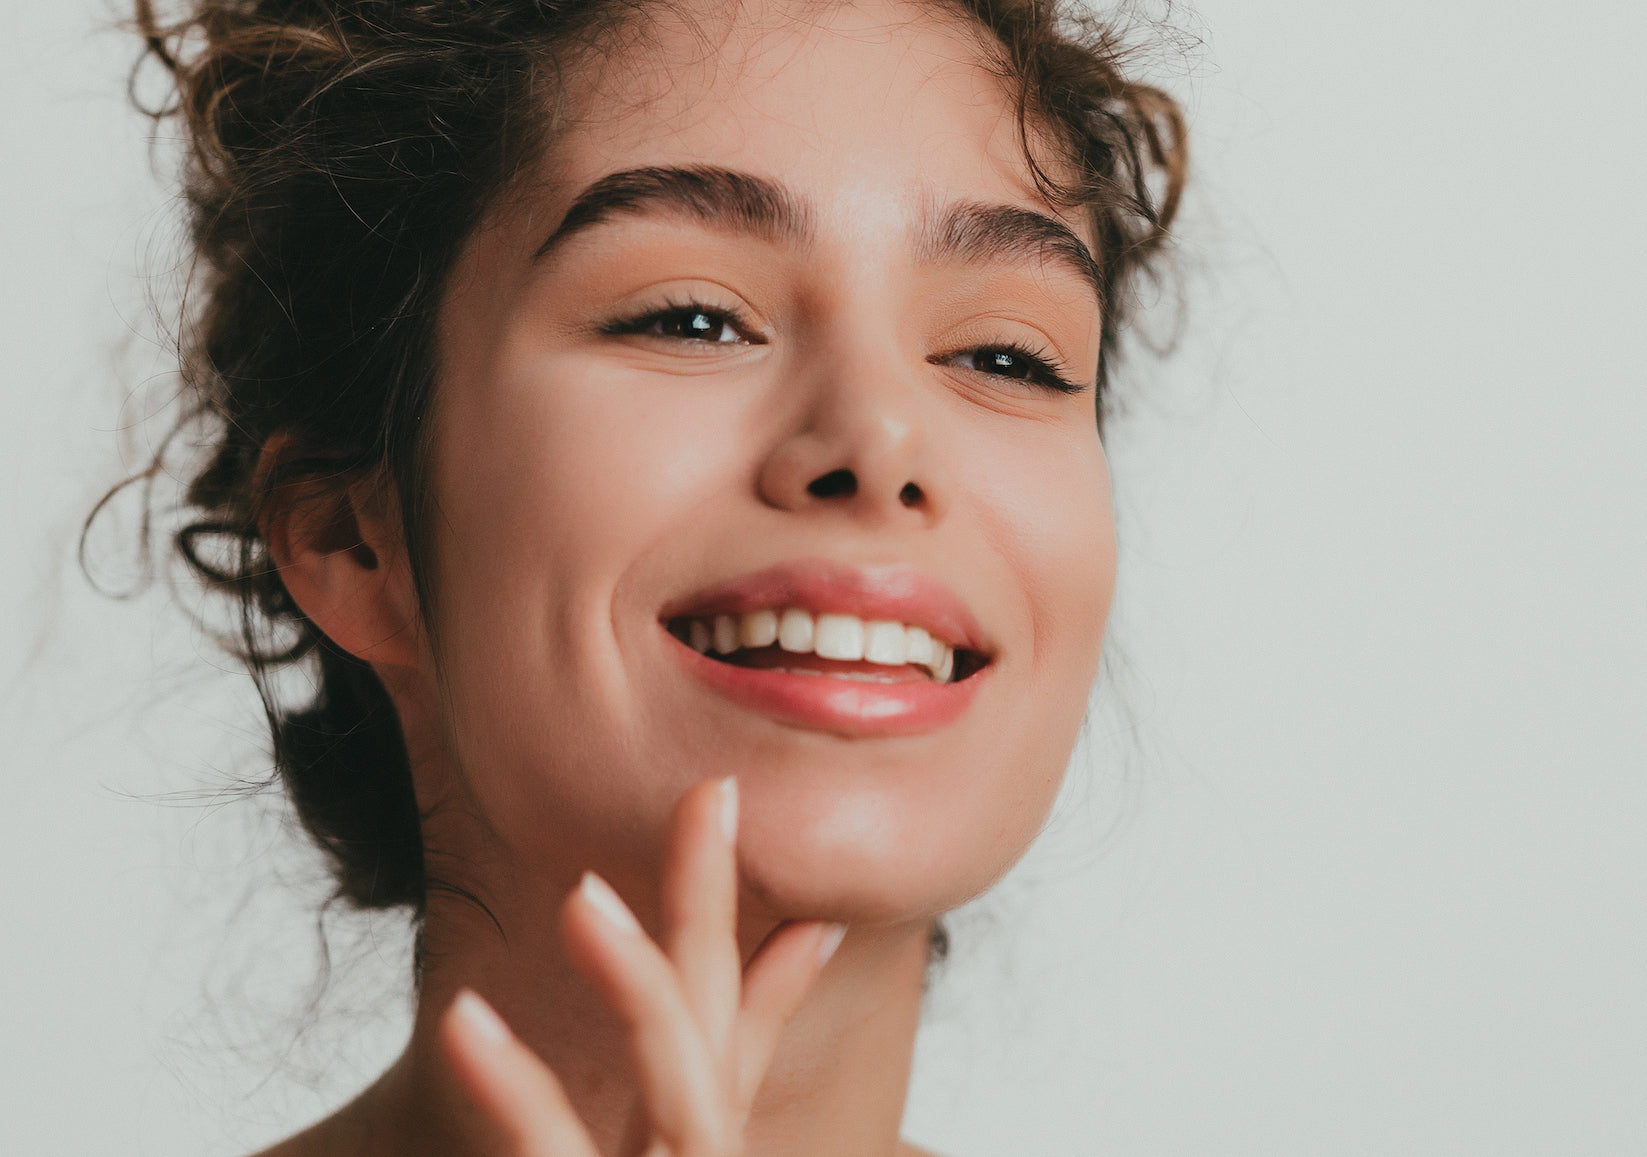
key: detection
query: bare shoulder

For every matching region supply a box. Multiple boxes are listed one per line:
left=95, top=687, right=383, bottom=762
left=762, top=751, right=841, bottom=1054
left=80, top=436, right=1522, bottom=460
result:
left=899, top=1141, right=947, bottom=1157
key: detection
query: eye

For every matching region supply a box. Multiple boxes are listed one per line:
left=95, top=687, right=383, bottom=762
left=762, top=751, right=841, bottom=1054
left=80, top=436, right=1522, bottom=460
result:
left=602, top=302, right=763, bottom=345
left=937, top=344, right=1087, bottom=395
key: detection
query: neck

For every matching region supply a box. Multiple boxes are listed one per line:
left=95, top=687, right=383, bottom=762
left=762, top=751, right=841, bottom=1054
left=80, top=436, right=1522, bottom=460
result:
left=342, top=883, right=932, bottom=1157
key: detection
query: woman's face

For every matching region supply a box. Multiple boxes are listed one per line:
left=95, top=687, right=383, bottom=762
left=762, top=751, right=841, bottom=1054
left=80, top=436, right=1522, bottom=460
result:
left=424, top=0, right=1114, bottom=923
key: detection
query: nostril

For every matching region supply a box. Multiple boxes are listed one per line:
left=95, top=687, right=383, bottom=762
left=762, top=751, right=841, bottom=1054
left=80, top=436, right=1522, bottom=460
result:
left=807, top=468, right=857, bottom=499
left=898, top=482, right=923, bottom=507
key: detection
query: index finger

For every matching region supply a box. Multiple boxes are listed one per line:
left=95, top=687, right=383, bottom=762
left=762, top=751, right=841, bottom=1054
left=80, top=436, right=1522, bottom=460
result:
left=734, top=920, right=846, bottom=1105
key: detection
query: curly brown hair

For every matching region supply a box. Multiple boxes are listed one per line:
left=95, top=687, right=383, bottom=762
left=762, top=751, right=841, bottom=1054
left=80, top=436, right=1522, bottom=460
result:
left=101, top=0, right=1186, bottom=921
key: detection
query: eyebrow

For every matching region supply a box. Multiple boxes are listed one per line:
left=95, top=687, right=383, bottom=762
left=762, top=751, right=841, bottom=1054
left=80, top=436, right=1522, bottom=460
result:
left=533, top=164, right=1101, bottom=303
left=920, top=201, right=1103, bottom=305
left=534, top=165, right=812, bottom=258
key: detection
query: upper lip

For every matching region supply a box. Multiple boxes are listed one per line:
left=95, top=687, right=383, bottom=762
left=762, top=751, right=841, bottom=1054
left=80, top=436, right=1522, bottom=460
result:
left=659, top=557, right=992, bottom=656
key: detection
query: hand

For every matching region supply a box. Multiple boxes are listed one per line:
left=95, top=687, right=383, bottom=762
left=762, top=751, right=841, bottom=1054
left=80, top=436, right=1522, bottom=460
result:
left=435, top=777, right=847, bottom=1156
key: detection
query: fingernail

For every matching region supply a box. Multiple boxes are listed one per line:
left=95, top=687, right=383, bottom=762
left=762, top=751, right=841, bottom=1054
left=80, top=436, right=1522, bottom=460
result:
left=579, top=871, right=642, bottom=935
left=453, top=989, right=512, bottom=1046
left=817, top=923, right=847, bottom=966
left=719, top=776, right=739, bottom=844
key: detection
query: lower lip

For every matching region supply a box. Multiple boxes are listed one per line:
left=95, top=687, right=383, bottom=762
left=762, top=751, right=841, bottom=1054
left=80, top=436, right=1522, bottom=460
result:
left=669, top=634, right=986, bottom=737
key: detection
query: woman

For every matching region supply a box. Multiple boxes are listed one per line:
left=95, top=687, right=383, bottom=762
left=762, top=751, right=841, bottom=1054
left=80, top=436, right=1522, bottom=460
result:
left=119, top=0, right=1183, bottom=1151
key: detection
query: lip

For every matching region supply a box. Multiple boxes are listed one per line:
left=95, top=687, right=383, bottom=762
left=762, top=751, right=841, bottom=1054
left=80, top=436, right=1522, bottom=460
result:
left=659, top=558, right=993, bottom=738
left=658, top=558, right=992, bottom=654
left=671, top=643, right=987, bottom=736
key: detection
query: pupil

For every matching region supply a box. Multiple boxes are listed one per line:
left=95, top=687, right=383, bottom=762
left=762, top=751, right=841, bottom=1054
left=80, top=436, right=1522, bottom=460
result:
left=662, top=310, right=719, bottom=338
left=986, top=350, right=1027, bottom=377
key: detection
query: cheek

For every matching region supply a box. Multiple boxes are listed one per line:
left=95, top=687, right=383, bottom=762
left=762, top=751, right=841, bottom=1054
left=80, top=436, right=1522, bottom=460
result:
left=437, top=363, right=713, bottom=569
left=1041, top=450, right=1116, bottom=676
left=969, top=422, right=1115, bottom=838
left=431, top=338, right=765, bottom=633
left=970, top=415, right=1116, bottom=679
left=419, top=349, right=757, bottom=839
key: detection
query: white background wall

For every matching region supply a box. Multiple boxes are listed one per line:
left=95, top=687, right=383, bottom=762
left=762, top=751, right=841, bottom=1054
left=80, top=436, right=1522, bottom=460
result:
left=3, top=1, right=1644, bottom=1154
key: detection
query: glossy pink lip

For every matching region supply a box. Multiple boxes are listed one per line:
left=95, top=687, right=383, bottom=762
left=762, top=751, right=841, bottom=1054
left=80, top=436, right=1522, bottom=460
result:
left=658, top=558, right=992, bottom=655
left=671, top=643, right=987, bottom=737
left=659, top=559, right=993, bottom=738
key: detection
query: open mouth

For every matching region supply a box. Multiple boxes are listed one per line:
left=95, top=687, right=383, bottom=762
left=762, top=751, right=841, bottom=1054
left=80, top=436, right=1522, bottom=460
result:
left=664, top=608, right=989, bottom=686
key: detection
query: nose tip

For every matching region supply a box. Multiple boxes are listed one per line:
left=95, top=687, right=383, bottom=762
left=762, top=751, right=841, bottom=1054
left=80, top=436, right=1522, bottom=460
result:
left=756, top=347, right=946, bottom=520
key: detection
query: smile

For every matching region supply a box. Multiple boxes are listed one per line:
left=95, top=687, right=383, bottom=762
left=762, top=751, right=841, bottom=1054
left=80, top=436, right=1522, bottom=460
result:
left=659, top=559, right=993, bottom=736
left=666, top=608, right=979, bottom=684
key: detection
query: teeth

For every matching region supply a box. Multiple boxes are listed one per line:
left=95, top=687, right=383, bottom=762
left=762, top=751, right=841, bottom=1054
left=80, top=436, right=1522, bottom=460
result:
left=863, top=620, right=906, bottom=665
left=904, top=626, right=934, bottom=666
left=713, top=614, right=740, bottom=655
left=680, top=607, right=964, bottom=682
left=689, top=619, right=712, bottom=654
left=813, top=614, right=865, bottom=661
left=777, top=607, right=814, bottom=653
left=740, top=608, right=779, bottom=648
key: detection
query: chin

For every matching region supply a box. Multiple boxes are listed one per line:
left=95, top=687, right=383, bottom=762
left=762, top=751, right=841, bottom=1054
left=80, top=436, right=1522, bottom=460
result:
left=729, top=764, right=1049, bottom=926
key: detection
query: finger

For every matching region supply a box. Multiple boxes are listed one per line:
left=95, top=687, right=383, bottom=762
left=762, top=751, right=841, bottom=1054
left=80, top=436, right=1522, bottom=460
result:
left=734, top=920, right=846, bottom=1104
left=437, top=989, right=602, bottom=1157
left=661, top=776, right=742, bottom=1055
left=563, top=870, right=731, bottom=1153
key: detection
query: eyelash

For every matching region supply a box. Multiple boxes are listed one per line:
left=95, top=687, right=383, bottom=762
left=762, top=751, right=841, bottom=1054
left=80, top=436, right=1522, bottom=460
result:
left=931, top=343, right=1086, bottom=396
left=600, top=299, right=766, bottom=345
left=601, top=300, right=1088, bottom=395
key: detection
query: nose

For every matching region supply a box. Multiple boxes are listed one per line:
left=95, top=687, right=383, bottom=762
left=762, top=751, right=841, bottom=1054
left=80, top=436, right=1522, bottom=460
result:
left=756, top=352, right=946, bottom=523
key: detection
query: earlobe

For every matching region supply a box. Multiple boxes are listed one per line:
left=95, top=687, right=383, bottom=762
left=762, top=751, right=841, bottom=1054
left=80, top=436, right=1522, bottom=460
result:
left=258, top=448, right=422, bottom=672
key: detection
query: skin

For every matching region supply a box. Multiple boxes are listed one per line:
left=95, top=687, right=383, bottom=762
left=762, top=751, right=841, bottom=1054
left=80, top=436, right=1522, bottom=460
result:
left=258, top=0, right=1115, bottom=1152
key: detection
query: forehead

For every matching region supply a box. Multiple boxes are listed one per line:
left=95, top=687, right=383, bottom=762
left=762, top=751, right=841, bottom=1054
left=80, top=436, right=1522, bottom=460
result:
left=541, top=0, right=1070, bottom=243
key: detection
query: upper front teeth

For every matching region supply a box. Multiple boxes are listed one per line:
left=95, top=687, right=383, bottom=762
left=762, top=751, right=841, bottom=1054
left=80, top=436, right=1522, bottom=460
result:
left=743, top=609, right=779, bottom=648
left=686, top=608, right=957, bottom=682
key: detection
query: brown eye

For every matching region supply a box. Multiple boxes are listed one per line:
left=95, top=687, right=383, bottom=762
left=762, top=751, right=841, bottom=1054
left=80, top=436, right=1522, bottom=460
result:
left=972, top=348, right=1035, bottom=378
left=604, top=303, right=761, bottom=345
left=937, top=345, right=1086, bottom=395
left=653, top=308, right=740, bottom=342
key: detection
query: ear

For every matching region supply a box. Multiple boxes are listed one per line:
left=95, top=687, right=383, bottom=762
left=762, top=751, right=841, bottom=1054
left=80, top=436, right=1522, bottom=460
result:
left=258, top=437, right=424, bottom=672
